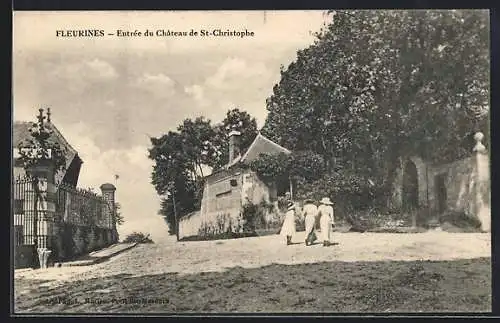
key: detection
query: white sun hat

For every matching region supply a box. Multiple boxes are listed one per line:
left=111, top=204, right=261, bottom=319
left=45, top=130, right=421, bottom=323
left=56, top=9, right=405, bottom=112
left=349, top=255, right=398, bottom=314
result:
left=320, top=197, right=333, bottom=205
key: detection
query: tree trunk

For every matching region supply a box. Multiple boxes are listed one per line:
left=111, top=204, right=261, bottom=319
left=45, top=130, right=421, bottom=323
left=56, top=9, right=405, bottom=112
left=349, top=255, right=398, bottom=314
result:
left=172, top=193, right=179, bottom=241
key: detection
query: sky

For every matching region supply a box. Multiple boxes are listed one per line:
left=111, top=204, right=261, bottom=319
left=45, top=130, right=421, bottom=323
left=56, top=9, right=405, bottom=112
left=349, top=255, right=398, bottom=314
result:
left=13, top=11, right=330, bottom=241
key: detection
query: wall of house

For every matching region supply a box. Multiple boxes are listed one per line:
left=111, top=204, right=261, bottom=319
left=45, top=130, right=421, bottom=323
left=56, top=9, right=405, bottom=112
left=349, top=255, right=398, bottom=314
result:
left=241, top=170, right=270, bottom=205
left=178, top=168, right=272, bottom=239
left=178, top=169, right=243, bottom=239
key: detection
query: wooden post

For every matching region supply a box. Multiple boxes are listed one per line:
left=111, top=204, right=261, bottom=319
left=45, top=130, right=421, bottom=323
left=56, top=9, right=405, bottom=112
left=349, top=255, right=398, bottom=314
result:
left=172, top=192, right=179, bottom=241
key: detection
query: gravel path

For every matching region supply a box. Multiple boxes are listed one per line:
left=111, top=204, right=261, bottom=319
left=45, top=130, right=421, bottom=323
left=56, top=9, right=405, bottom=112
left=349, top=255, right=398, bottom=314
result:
left=14, top=232, right=491, bottom=313
left=15, top=231, right=490, bottom=284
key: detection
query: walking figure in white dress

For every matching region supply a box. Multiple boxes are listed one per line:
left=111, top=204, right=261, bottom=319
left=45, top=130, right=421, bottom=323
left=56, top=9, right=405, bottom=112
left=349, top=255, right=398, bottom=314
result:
left=318, top=197, right=334, bottom=247
left=280, top=201, right=296, bottom=245
left=303, top=199, right=318, bottom=246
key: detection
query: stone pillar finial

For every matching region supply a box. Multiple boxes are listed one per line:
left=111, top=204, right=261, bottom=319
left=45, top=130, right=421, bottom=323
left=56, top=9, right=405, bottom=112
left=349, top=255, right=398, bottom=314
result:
left=37, top=108, right=45, bottom=124
left=473, top=132, right=486, bottom=153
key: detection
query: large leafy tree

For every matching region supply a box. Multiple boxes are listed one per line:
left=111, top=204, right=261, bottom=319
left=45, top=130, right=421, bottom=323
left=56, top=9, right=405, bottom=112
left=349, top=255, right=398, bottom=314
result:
left=262, top=10, right=489, bottom=204
left=209, top=108, right=259, bottom=169
left=149, top=130, right=202, bottom=232
left=149, top=109, right=259, bottom=233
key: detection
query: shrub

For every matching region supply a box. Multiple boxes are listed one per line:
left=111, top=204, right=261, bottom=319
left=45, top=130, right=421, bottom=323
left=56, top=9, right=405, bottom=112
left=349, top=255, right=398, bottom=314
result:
left=197, top=213, right=245, bottom=239
left=439, top=210, right=482, bottom=230
left=242, top=203, right=259, bottom=233
left=122, top=232, right=154, bottom=244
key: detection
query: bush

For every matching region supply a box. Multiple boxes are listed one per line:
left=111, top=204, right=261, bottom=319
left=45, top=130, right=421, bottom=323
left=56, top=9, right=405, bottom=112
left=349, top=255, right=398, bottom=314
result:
left=342, top=207, right=385, bottom=231
left=242, top=203, right=259, bottom=233
left=122, top=232, right=154, bottom=244
left=242, top=199, right=278, bottom=233
left=439, top=210, right=482, bottom=230
left=295, top=170, right=386, bottom=212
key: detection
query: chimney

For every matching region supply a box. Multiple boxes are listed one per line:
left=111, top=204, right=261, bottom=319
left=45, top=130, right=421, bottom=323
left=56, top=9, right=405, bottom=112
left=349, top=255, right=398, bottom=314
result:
left=228, top=128, right=241, bottom=162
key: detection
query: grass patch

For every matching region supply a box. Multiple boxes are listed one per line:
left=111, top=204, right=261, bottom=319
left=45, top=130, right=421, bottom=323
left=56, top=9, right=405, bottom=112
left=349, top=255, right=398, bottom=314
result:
left=179, top=232, right=257, bottom=242
left=367, top=226, right=428, bottom=233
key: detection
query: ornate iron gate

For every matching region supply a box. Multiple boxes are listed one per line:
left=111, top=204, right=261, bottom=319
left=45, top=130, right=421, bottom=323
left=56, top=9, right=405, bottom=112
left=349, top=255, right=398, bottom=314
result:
left=13, top=175, right=49, bottom=268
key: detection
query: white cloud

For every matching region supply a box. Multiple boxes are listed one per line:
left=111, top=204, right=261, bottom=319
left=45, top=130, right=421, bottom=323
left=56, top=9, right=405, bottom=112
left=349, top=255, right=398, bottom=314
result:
left=184, top=57, right=272, bottom=125
left=85, top=58, right=119, bottom=80
left=134, top=73, right=176, bottom=98
left=184, top=84, right=205, bottom=103
left=206, top=57, right=268, bottom=90
left=52, top=58, right=118, bottom=81
left=48, top=58, right=118, bottom=94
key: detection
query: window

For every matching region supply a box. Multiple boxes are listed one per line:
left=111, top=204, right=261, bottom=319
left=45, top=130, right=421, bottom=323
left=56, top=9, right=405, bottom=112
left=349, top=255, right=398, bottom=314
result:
left=14, top=199, right=24, bottom=214
left=215, top=191, right=232, bottom=211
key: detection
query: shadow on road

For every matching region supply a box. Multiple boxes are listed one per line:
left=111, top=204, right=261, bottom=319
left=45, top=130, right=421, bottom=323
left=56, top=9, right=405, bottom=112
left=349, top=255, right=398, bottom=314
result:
left=14, top=257, right=491, bottom=314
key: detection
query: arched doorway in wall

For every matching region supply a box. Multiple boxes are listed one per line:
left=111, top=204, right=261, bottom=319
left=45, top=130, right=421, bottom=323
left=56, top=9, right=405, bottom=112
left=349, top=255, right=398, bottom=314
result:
left=402, top=160, right=419, bottom=211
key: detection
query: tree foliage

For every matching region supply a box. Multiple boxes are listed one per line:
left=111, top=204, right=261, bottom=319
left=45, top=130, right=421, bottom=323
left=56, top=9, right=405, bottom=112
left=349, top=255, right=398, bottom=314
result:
left=249, top=151, right=326, bottom=188
left=114, top=202, right=125, bottom=226
left=148, top=108, right=258, bottom=233
left=209, top=108, right=259, bottom=169
left=261, top=10, right=489, bottom=207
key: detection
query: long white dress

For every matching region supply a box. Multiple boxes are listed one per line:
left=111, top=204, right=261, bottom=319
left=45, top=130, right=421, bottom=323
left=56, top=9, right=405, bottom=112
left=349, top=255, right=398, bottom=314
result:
left=303, top=203, right=318, bottom=241
left=280, top=208, right=296, bottom=237
left=318, top=204, right=334, bottom=242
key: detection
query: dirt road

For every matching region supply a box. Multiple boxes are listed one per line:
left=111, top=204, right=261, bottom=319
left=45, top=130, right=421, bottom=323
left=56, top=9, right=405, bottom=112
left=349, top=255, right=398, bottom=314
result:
left=14, top=231, right=491, bottom=313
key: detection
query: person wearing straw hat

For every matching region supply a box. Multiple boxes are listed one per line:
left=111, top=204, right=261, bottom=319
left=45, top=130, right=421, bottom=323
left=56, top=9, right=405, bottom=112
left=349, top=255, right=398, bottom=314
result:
left=280, top=201, right=296, bottom=245
left=318, top=197, right=335, bottom=247
left=303, top=198, right=318, bottom=246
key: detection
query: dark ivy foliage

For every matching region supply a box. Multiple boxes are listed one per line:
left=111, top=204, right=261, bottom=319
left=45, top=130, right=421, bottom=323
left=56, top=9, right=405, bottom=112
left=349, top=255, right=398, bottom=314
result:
left=17, top=118, right=67, bottom=173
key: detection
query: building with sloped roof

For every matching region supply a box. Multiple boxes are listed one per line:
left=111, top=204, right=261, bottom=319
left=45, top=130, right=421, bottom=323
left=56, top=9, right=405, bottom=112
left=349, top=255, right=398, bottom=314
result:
left=178, top=131, right=291, bottom=239
left=13, top=117, right=83, bottom=187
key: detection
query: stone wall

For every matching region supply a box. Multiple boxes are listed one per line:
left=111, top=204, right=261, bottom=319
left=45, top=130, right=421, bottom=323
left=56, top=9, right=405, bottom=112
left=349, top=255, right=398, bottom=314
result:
left=389, top=132, right=490, bottom=231
left=49, top=223, right=116, bottom=262
left=389, top=155, right=429, bottom=209
left=427, top=156, right=475, bottom=215
left=178, top=211, right=202, bottom=240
